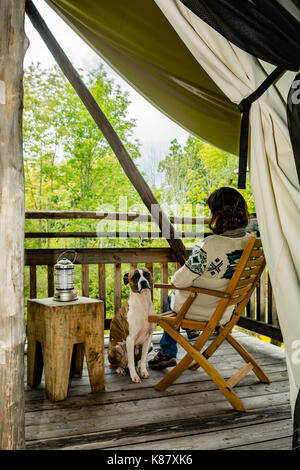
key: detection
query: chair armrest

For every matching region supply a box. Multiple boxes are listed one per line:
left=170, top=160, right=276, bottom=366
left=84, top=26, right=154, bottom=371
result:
left=154, top=283, right=229, bottom=299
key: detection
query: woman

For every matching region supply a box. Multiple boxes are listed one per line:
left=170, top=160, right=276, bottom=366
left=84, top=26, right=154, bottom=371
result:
left=149, top=186, right=251, bottom=370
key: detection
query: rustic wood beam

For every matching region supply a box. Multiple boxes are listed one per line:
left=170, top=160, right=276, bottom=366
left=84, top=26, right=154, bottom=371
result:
left=0, top=0, right=27, bottom=449
left=24, top=247, right=193, bottom=266
left=24, top=231, right=205, bottom=238
left=25, top=0, right=188, bottom=265
left=25, top=210, right=210, bottom=225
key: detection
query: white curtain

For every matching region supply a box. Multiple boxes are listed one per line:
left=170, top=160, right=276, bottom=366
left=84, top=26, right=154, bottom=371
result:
left=155, top=0, right=300, bottom=413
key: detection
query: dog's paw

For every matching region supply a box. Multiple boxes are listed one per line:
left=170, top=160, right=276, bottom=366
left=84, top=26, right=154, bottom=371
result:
left=130, top=374, right=141, bottom=383
left=140, top=369, right=149, bottom=379
left=116, top=367, right=126, bottom=376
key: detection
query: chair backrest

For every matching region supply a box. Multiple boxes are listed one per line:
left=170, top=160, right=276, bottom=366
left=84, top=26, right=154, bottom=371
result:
left=225, top=237, right=266, bottom=311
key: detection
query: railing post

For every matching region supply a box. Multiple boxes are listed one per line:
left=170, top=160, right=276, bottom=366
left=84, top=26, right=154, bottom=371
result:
left=146, top=263, right=154, bottom=300
left=114, top=264, right=122, bottom=315
left=98, top=264, right=106, bottom=317
left=30, top=266, right=37, bottom=299
left=82, top=265, right=89, bottom=297
left=47, top=265, right=54, bottom=298
left=160, top=263, right=169, bottom=313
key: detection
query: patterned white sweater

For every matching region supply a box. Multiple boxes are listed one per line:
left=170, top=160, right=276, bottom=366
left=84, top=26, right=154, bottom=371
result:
left=170, top=231, right=251, bottom=325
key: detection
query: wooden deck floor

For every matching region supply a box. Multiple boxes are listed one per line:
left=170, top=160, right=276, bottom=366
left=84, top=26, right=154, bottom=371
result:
left=24, top=330, right=292, bottom=451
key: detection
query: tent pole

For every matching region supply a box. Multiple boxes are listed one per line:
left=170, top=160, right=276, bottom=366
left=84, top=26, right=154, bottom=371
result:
left=25, top=0, right=188, bottom=266
left=0, top=0, right=27, bottom=450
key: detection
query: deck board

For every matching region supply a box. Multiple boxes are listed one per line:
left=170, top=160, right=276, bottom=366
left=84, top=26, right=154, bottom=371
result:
left=24, top=330, right=292, bottom=450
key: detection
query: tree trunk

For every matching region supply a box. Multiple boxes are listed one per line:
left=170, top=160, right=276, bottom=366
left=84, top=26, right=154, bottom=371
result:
left=0, top=0, right=27, bottom=449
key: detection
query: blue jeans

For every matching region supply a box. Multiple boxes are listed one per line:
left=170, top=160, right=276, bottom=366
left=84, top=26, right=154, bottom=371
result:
left=160, top=295, right=178, bottom=358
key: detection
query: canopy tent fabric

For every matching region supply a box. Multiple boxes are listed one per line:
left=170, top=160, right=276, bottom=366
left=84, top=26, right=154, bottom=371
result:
left=46, top=0, right=240, bottom=156
left=156, top=0, right=300, bottom=415
left=179, top=0, right=300, bottom=189
left=43, top=0, right=300, bottom=416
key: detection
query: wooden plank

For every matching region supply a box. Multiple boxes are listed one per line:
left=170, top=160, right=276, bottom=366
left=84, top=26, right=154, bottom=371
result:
left=267, top=273, right=278, bottom=327
left=23, top=330, right=288, bottom=452
left=226, top=363, right=254, bottom=388
left=254, top=239, right=263, bottom=248
left=241, top=265, right=263, bottom=278
left=25, top=247, right=191, bottom=266
left=81, top=265, right=89, bottom=297
left=25, top=0, right=188, bottom=266
left=237, top=317, right=283, bottom=342
left=236, top=277, right=256, bottom=289
left=114, top=419, right=292, bottom=450
left=24, top=331, right=287, bottom=385
left=145, top=263, right=154, bottom=300
left=160, top=263, right=169, bottom=313
left=25, top=405, right=291, bottom=450
left=229, top=436, right=292, bottom=450
left=248, top=248, right=264, bottom=259
left=24, top=367, right=288, bottom=410
left=232, top=284, right=253, bottom=297
left=245, top=257, right=264, bottom=267
left=24, top=361, right=288, bottom=408
left=25, top=231, right=204, bottom=239
left=268, top=274, right=273, bottom=324
left=30, top=266, right=37, bottom=298
left=24, top=389, right=291, bottom=442
left=114, top=264, right=122, bottom=314
left=25, top=210, right=210, bottom=225
left=98, top=264, right=106, bottom=316
left=256, top=277, right=262, bottom=321
left=154, top=283, right=228, bottom=299
left=228, top=294, right=248, bottom=306
left=47, top=265, right=54, bottom=298
left=259, top=267, right=267, bottom=322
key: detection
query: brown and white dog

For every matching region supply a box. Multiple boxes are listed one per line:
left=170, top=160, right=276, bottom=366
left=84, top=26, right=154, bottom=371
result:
left=108, top=267, right=156, bottom=383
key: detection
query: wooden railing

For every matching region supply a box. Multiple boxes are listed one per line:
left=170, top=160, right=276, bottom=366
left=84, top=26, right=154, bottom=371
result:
left=24, top=211, right=283, bottom=342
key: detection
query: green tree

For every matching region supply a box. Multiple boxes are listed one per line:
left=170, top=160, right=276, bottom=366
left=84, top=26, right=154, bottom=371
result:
left=158, top=136, right=255, bottom=216
left=23, top=63, right=144, bottom=249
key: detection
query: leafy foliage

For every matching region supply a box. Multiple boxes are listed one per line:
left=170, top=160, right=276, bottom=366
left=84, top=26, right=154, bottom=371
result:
left=23, top=64, right=255, bottom=318
left=158, top=136, right=255, bottom=217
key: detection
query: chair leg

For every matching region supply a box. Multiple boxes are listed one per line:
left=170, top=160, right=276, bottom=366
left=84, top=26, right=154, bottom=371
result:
left=155, top=353, right=194, bottom=391
left=155, top=322, right=246, bottom=411
left=225, top=332, right=271, bottom=384
left=190, top=326, right=229, bottom=370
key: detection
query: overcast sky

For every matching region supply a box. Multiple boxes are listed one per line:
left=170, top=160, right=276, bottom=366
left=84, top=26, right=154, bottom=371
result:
left=24, top=0, right=189, bottom=175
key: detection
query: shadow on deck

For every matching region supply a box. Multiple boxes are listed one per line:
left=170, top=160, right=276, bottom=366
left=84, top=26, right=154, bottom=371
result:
left=24, top=330, right=292, bottom=450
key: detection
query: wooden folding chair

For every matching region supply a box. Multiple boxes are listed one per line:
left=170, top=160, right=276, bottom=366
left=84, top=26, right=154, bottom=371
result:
left=148, top=236, right=271, bottom=412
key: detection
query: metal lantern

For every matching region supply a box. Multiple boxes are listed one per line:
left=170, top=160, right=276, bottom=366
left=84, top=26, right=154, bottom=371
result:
left=53, top=251, right=78, bottom=302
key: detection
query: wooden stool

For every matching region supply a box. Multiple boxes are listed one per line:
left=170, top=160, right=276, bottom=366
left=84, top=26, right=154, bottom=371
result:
left=27, top=297, right=105, bottom=401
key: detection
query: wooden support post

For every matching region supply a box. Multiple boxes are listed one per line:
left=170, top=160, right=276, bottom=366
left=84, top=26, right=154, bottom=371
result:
left=47, top=265, right=54, bottom=298
left=98, top=264, right=106, bottom=316
left=114, top=264, right=122, bottom=314
left=25, top=0, right=187, bottom=266
left=81, top=264, right=89, bottom=297
left=30, top=265, right=37, bottom=298
left=160, top=263, right=169, bottom=313
left=0, top=0, right=27, bottom=449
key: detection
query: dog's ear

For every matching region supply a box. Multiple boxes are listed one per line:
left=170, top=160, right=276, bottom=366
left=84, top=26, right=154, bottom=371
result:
left=123, top=273, right=129, bottom=285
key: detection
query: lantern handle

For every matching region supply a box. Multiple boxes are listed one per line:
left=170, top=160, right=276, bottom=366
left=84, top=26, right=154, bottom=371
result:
left=56, top=250, right=77, bottom=264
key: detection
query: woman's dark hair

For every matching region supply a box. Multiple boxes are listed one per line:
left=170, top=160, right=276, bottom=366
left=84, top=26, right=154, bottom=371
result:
left=206, top=187, right=249, bottom=235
